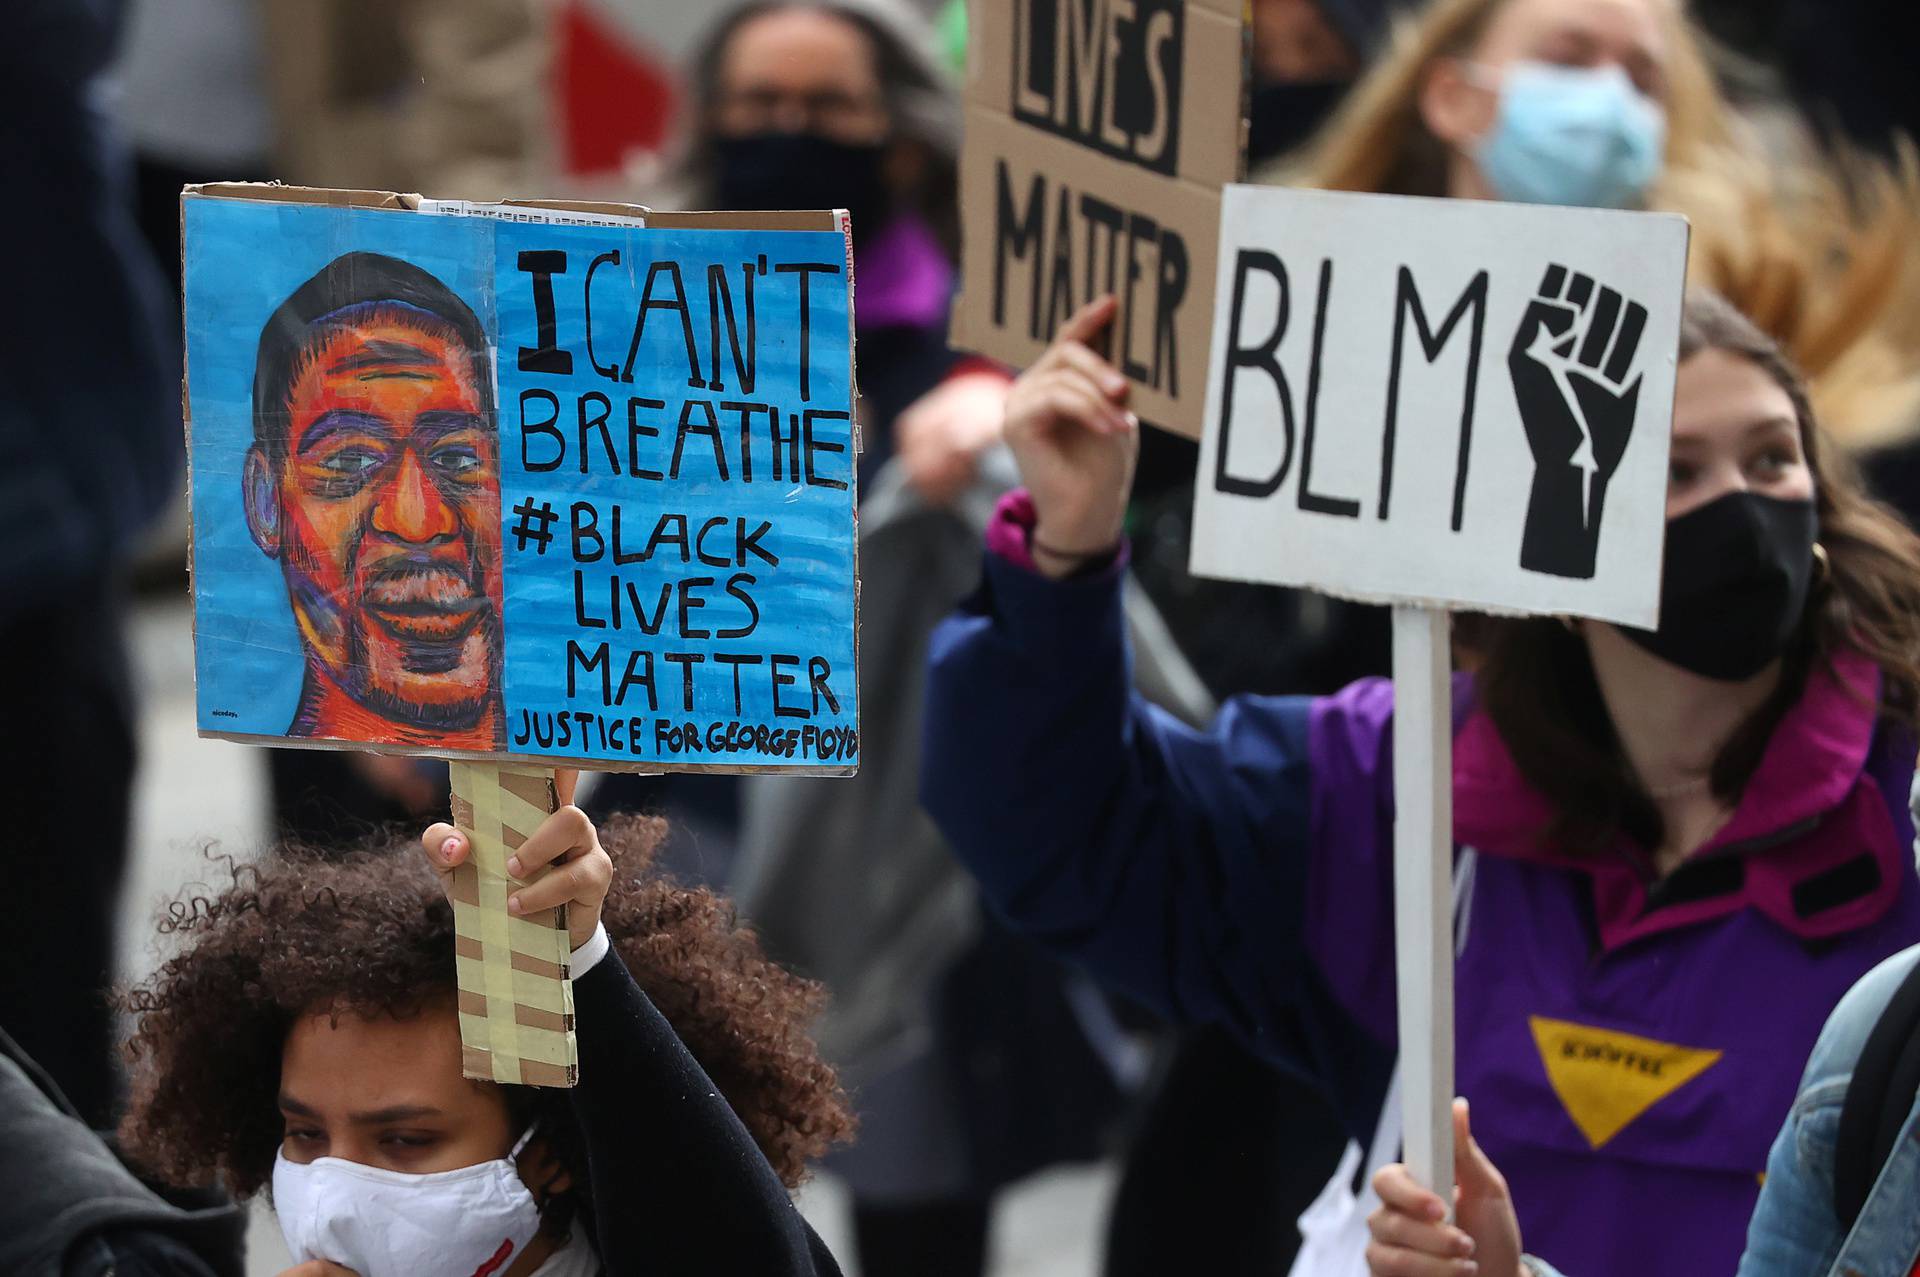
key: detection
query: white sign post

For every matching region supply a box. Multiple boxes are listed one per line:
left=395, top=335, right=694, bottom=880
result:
left=1189, top=186, right=1690, bottom=1205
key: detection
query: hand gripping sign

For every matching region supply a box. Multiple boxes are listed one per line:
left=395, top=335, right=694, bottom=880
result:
left=183, top=184, right=861, bottom=1084
left=1189, top=186, right=1689, bottom=1206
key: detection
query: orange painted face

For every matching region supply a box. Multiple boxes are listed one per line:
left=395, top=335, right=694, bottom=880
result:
left=269, top=315, right=502, bottom=733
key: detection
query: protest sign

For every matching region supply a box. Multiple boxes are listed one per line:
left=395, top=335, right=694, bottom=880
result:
left=949, top=0, right=1246, bottom=438
left=184, top=186, right=860, bottom=776
left=1191, top=187, right=1690, bottom=626
left=183, top=184, right=860, bottom=1086
left=1188, top=184, right=1690, bottom=1203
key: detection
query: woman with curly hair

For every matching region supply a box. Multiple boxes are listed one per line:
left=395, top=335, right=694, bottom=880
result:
left=116, top=795, right=855, bottom=1277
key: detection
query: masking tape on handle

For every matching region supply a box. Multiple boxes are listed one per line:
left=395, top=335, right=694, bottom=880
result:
left=449, top=760, right=578, bottom=1087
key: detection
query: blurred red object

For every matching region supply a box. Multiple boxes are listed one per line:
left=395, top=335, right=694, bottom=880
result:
left=557, top=0, right=678, bottom=176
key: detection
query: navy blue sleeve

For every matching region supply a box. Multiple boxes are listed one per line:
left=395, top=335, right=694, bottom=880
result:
left=921, top=549, right=1392, bottom=1124
left=570, top=954, right=841, bottom=1276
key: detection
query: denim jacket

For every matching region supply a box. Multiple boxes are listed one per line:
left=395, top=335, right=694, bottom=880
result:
left=1526, top=943, right=1920, bottom=1277
left=1735, top=941, right=1920, bottom=1277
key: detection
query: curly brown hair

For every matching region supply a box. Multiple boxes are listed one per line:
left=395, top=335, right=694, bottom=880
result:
left=115, top=813, right=854, bottom=1204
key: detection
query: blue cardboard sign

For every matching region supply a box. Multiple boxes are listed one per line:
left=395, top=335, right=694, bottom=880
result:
left=185, top=193, right=859, bottom=772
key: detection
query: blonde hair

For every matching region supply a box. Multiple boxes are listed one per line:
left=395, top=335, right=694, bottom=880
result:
left=1274, top=0, right=1920, bottom=447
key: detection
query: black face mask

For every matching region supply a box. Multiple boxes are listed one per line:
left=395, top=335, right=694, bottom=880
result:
left=1621, top=491, right=1818, bottom=682
left=714, top=132, right=889, bottom=245
left=1247, top=80, right=1349, bottom=167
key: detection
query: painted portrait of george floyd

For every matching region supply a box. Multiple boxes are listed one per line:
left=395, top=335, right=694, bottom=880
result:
left=187, top=200, right=505, bottom=750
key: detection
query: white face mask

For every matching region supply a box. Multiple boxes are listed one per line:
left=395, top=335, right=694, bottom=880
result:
left=272, top=1125, right=544, bottom=1277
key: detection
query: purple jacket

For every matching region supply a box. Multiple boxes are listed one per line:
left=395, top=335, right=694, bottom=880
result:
left=920, top=497, right=1920, bottom=1277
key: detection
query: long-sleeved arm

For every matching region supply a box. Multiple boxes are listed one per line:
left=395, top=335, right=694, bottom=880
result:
left=920, top=524, right=1397, bottom=1130
left=569, top=954, right=841, bottom=1277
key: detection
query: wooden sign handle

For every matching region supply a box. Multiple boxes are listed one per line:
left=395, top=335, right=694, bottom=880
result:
left=1392, top=606, right=1455, bottom=1210
left=447, top=761, right=579, bottom=1087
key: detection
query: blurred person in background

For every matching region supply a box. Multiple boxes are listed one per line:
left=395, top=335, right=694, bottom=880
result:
left=591, top=7, right=1147, bottom=1276
left=589, top=0, right=996, bottom=874
left=1290, top=0, right=1920, bottom=450
left=1, top=0, right=179, bottom=1131
left=1108, top=6, right=1406, bottom=1275
left=111, top=0, right=272, bottom=298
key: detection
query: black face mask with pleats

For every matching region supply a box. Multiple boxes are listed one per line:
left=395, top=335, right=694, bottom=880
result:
left=1246, top=80, right=1349, bottom=166
left=714, top=132, right=889, bottom=243
left=1620, top=491, right=1818, bottom=681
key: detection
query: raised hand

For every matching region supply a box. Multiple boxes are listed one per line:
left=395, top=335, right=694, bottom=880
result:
left=1001, top=294, right=1139, bottom=577
left=1508, top=265, right=1647, bottom=579
left=895, top=367, right=1012, bottom=506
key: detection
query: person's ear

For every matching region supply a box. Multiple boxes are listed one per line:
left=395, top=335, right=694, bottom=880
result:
left=1420, top=56, right=1496, bottom=150
left=243, top=444, right=282, bottom=558
left=517, top=1137, right=574, bottom=1203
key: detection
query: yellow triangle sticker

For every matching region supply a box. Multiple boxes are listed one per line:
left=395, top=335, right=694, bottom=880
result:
left=1529, top=1016, right=1724, bottom=1149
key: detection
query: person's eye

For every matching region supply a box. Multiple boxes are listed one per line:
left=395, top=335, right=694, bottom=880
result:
left=318, top=447, right=384, bottom=477
left=1751, top=448, right=1795, bottom=477
left=430, top=444, right=484, bottom=477
left=1534, top=35, right=1587, bottom=69
left=1668, top=460, right=1697, bottom=487
left=380, top=1132, right=440, bottom=1149
left=283, top=1128, right=324, bottom=1145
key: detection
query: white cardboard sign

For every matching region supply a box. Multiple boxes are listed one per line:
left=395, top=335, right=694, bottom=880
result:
left=1190, top=186, right=1690, bottom=627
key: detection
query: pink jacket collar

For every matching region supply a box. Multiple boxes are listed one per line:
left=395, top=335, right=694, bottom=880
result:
left=1453, top=648, right=1904, bottom=949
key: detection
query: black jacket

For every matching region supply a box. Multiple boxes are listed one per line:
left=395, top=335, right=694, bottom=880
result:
left=569, top=950, right=843, bottom=1275
left=0, top=1027, right=242, bottom=1277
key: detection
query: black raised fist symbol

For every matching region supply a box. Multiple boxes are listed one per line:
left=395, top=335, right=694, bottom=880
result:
left=1508, top=265, right=1648, bottom=579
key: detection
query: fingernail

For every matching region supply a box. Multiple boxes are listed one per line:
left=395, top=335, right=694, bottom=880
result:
left=1459, top=1233, right=1477, bottom=1257
left=1123, top=411, right=1139, bottom=429
left=442, top=837, right=461, bottom=860
left=1428, top=1201, right=1447, bottom=1222
left=1103, top=375, right=1127, bottom=396
left=508, top=895, right=523, bottom=914
left=1457, top=1263, right=1478, bottom=1276
left=507, top=856, right=523, bottom=877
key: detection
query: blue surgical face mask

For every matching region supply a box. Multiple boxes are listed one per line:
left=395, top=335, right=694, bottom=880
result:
left=1471, top=60, right=1665, bottom=209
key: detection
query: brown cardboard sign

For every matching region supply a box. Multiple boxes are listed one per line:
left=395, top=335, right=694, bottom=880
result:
left=951, top=0, right=1246, bottom=437
left=183, top=184, right=861, bottom=775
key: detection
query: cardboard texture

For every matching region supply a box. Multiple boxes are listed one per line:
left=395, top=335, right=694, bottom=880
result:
left=449, top=761, right=576, bottom=1086
left=1189, top=186, right=1691, bottom=627
left=182, top=184, right=861, bottom=774
left=951, top=0, right=1247, bottom=437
